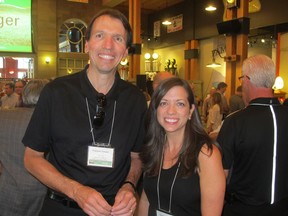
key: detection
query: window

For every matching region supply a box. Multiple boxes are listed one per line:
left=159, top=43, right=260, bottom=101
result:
left=59, top=19, right=87, bottom=53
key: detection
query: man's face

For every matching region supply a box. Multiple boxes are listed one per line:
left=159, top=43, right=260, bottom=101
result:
left=4, top=85, right=14, bottom=96
left=220, top=87, right=227, bottom=94
left=85, top=15, right=128, bottom=75
left=15, top=81, right=25, bottom=95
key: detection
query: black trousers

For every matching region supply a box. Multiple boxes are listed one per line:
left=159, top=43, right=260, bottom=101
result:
left=222, top=197, right=288, bottom=216
left=39, top=197, right=87, bottom=216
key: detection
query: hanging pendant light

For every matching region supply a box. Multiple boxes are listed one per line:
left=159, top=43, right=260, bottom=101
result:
left=162, top=0, right=172, bottom=25
left=205, top=5, right=217, bottom=11
left=162, top=20, right=172, bottom=25
left=205, top=1, right=217, bottom=11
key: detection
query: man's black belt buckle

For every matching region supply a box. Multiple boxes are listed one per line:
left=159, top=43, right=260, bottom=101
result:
left=48, top=190, right=81, bottom=209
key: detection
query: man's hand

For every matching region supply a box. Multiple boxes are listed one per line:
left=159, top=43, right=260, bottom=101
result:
left=111, top=184, right=137, bottom=216
left=73, top=185, right=112, bottom=216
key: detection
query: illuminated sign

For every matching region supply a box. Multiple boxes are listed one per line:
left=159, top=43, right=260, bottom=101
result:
left=0, top=0, right=32, bottom=53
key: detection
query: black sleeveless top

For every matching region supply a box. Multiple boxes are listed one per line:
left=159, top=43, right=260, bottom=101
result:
left=143, top=162, right=201, bottom=216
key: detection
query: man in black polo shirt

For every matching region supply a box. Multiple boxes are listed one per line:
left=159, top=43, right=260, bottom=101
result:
left=217, top=54, right=288, bottom=216
left=23, top=9, right=147, bottom=216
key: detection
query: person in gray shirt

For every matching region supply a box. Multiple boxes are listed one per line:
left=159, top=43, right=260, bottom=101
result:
left=229, top=85, right=245, bottom=113
left=0, top=79, right=49, bottom=216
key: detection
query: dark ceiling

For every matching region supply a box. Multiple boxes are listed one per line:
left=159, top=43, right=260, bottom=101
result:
left=67, top=0, right=288, bottom=41
left=105, top=0, right=185, bottom=14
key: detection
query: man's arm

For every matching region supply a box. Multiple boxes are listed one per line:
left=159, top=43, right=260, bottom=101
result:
left=123, top=152, right=143, bottom=186
left=111, top=152, right=142, bottom=215
left=24, top=147, right=112, bottom=215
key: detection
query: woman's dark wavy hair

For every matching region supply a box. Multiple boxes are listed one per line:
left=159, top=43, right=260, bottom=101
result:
left=85, top=8, right=132, bottom=48
left=140, top=77, right=213, bottom=177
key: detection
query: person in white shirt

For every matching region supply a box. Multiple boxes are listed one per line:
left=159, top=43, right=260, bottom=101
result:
left=207, top=92, right=223, bottom=134
left=0, top=83, right=20, bottom=109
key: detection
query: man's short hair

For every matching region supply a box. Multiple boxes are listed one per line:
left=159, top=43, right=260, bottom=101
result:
left=242, top=55, right=275, bottom=88
left=5, top=83, right=15, bottom=90
left=217, top=82, right=227, bottom=90
left=85, top=8, right=132, bottom=48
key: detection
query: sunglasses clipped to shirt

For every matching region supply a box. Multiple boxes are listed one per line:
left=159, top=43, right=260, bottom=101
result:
left=93, top=93, right=107, bottom=127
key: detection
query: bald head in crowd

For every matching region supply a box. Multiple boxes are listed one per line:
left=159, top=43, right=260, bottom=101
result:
left=152, top=71, right=174, bottom=91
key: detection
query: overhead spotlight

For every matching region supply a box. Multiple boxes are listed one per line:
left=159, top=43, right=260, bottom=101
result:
left=205, top=5, right=217, bottom=11
left=162, top=20, right=171, bottom=25
left=226, top=0, right=240, bottom=9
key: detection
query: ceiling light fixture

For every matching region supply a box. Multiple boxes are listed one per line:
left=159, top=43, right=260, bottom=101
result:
left=162, top=0, right=172, bottom=25
left=205, top=5, right=217, bottom=11
left=226, top=0, right=239, bottom=9
left=162, top=20, right=172, bottom=25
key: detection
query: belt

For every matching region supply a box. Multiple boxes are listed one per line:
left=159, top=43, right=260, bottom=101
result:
left=48, top=190, right=81, bottom=209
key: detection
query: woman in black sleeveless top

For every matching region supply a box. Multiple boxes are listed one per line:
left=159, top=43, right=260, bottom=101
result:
left=138, top=78, right=225, bottom=216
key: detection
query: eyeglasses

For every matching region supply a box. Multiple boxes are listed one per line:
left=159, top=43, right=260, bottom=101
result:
left=93, top=93, right=107, bottom=127
left=238, top=75, right=251, bottom=81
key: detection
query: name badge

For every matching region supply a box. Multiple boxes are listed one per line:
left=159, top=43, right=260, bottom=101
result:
left=87, top=144, right=114, bottom=168
left=156, top=209, right=174, bottom=216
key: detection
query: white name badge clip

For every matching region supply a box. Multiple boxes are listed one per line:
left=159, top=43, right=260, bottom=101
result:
left=87, top=142, right=114, bottom=168
left=156, top=209, right=174, bottom=216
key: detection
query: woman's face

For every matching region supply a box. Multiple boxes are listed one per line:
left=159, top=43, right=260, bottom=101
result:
left=157, top=86, right=194, bottom=135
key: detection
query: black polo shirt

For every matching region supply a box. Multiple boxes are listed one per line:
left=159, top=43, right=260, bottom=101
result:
left=23, top=69, right=147, bottom=201
left=217, top=97, right=288, bottom=206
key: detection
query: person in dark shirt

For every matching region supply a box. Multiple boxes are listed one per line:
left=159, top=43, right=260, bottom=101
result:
left=229, top=85, right=245, bottom=113
left=283, top=98, right=288, bottom=106
left=217, top=54, right=288, bottom=216
left=23, top=9, right=147, bottom=216
left=138, top=77, right=225, bottom=216
left=216, top=82, right=229, bottom=116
